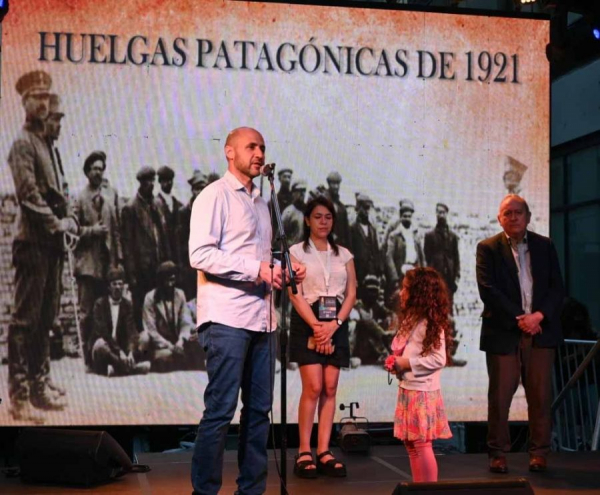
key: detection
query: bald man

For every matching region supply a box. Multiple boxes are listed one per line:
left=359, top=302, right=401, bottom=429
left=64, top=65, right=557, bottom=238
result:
left=189, top=127, right=305, bottom=494
left=476, top=194, right=564, bottom=474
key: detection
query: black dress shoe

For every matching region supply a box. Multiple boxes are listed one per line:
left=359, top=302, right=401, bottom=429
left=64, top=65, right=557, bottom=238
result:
left=489, top=456, right=508, bottom=474
left=449, top=358, right=467, bottom=367
left=529, top=456, right=547, bottom=472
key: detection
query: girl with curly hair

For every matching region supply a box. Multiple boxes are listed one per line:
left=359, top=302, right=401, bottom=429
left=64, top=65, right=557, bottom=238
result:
left=384, top=267, right=453, bottom=482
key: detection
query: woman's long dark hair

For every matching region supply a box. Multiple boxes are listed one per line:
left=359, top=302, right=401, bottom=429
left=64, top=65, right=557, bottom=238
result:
left=302, top=196, right=339, bottom=256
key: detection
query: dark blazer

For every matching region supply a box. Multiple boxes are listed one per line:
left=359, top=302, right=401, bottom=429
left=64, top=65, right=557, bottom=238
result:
left=91, top=296, right=138, bottom=355
left=350, top=220, right=382, bottom=284
left=121, top=193, right=171, bottom=286
left=424, top=226, right=460, bottom=293
left=476, top=230, right=565, bottom=354
left=156, top=193, right=183, bottom=262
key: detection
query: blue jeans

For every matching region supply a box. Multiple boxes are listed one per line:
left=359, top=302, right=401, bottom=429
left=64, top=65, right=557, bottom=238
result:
left=191, top=323, right=276, bottom=495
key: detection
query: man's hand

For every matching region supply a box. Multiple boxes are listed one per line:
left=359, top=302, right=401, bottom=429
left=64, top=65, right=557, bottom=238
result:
left=517, top=312, right=544, bottom=335
left=58, top=217, right=78, bottom=234
left=126, top=352, right=136, bottom=369
left=173, top=341, right=185, bottom=356
left=290, top=262, right=306, bottom=284
left=258, top=261, right=283, bottom=289
left=90, top=223, right=109, bottom=237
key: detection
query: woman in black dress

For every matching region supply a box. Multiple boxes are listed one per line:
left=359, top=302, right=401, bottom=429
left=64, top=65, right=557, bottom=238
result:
left=289, top=196, right=357, bottom=478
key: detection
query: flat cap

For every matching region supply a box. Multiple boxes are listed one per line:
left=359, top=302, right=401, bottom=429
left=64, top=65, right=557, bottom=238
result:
left=188, top=169, right=208, bottom=186
left=48, top=94, right=65, bottom=117
left=157, top=260, right=178, bottom=278
left=277, top=168, right=293, bottom=177
left=399, top=199, right=415, bottom=214
left=107, top=266, right=125, bottom=282
left=157, top=166, right=175, bottom=180
left=136, top=166, right=156, bottom=181
left=363, top=274, right=381, bottom=289
left=291, top=180, right=308, bottom=192
left=83, top=151, right=107, bottom=174
left=356, top=193, right=373, bottom=205
left=326, top=171, right=342, bottom=183
left=16, top=70, right=52, bottom=98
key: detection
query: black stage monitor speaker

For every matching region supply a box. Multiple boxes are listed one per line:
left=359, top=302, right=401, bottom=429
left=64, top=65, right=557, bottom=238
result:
left=338, top=422, right=371, bottom=453
left=393, top=478, right=534, bottom=495
left=16, top=428, right=133, bottom=487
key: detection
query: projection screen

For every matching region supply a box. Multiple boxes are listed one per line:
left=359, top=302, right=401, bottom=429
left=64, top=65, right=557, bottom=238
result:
left=0, top=0, right=549, bottom=425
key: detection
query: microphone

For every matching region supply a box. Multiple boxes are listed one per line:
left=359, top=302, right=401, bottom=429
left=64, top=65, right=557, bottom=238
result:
left=260, top=163, right=276, bottom=177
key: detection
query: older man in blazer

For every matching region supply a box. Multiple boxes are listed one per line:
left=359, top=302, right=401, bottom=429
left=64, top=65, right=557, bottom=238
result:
left=476, top=194, right=564, bottom=474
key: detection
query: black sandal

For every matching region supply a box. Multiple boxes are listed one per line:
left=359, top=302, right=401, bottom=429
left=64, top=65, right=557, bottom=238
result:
left=294, top=451, right=318, bottom=479
left=316, top=450, right=347, bottom=477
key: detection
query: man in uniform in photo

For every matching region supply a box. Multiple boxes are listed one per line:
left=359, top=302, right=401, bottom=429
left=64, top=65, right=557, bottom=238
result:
left=73, top=150, right=123, bottom=366
left=326, top=171, right=351, bottom=248
left=156, top=165, right=183, bottom=260
left=121, top=166, right=171, bottom=327
left=281, top=179, right=307, bottom=246
left=89, top=267, right=150, bottom=377
left=424, top=202, right=466, bottom=366
left=7, top=71, right=79, bottom=422
left=176, top=169, right=208, bottom=301
left=142, top=261, right=196, bottom=372
left=384, top=199, right=423, bottom=305
left=350, top=193, right=383, bottom=299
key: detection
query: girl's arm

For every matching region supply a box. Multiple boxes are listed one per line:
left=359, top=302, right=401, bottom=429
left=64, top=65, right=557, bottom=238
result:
left=395, top=329, right=447, bottom=375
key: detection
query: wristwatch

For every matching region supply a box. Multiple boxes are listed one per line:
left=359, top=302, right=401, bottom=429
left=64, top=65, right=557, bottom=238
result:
left=336, top=318, right=343, bottom=327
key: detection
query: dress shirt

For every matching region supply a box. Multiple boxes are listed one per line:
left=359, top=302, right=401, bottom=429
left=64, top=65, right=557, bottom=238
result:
left=110, top=298, right=121, bottom=341
left=159, top=190, right=176, bottom=213
left=189, top=171, right=275, bottom=332
left=506, top=233, right=533, bottom=314
left=399, top=224, right=418, bottom=265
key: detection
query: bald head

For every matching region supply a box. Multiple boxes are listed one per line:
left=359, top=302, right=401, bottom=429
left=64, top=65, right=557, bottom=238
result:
left=225, top=127, right=262, bottom=147
left=498, top=194, right=530, bottom=216
left=224, top=127, right=265, bottom=185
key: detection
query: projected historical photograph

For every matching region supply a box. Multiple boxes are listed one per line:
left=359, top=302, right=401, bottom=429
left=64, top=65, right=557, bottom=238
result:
left=0, top=0, right=549, bottom=426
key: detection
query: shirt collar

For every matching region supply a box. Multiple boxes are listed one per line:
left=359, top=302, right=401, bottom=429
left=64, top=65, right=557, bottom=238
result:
left=505, top=231, right=528, bottom=247
left=224, top=170, right=259, bottom=199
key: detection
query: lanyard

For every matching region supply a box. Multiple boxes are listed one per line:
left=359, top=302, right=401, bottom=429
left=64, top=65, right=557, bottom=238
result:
left=309, top=238, right=331, bottom=295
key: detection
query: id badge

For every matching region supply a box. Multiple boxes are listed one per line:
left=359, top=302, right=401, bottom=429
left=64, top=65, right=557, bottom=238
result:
left=318, top=295, right=337, bottom=320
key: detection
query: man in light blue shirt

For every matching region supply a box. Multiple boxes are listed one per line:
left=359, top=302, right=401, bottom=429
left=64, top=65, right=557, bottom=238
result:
left=190, top=127, right=305, bottom=495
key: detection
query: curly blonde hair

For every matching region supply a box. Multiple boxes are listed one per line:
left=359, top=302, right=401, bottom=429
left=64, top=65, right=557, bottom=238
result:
left=397, top=267, right=453, bottom=362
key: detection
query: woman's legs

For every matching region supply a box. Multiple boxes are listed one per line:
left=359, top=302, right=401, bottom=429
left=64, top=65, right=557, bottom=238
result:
left=316, top=364, right=342, bottom=467
left=297, top=364, right=323, bottom=467
left=404, top=440, right=437, bottom=482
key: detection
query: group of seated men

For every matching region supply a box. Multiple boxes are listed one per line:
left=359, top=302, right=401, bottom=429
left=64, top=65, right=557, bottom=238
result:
left=86, top=262, right=203, bottom=377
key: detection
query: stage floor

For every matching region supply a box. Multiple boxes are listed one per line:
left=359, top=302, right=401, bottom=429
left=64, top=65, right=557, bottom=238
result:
left=1, top=446, right=599, bottom=494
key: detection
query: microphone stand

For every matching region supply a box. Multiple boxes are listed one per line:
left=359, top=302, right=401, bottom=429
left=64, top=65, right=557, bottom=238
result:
left=266, top=166, right=297, bottom=495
